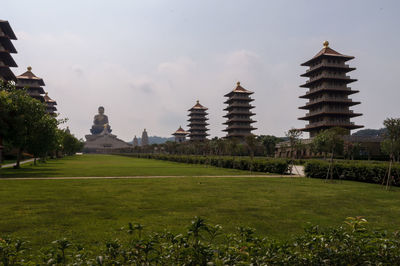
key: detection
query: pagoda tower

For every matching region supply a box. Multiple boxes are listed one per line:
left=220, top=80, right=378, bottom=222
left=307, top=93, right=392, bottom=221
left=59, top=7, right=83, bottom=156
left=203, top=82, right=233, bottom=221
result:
left=0, top=20, right=17, bottom=81
left=223, top=82, right=256, bottom=138
left=298, top=41, right=363, bottom=137
left=172, top=126, right=188, bottom=143
left=187, top=100, right=209, bottom=141
left=133, top=136, right=138, bottom=147
left=141, top=129, right=149, bottom=146
left=44, top=92, right=57, bottom=116
left=16, top=67, right=46, bottom=102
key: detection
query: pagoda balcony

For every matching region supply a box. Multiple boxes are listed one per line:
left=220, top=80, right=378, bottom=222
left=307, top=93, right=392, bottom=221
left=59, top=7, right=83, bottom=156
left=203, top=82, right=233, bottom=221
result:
left=300, top=75, right=357, bottom=87
left=223, top=110, right=255, bottom=116
left=223, top=118, right=256, bottom=124
left=300, top=87, right=359, bottom=98
left=223, top=125, right=257, bottom=131
left=301, top=121, right=363, bottom=131
left=223, top=103, right=255, bottom=110
left=302, top=62, right=353, bottom=76
left=0, top=52, right=17, bottom=67
left=187, top=126, right=209, bottom=131
left=299, top=109, right=362, bottom=120
left=299, top=97, right=360, bottom=109
left=224, top=97, right=253, bottom=104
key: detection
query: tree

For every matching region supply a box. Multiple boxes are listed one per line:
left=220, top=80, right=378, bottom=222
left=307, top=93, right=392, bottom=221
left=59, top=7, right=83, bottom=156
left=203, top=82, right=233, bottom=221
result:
left=285, top=128, right=303, bottom=175
left=258, top=135, right=282, bottom=157
left=381, top=118, right=400, bottom=189
left=312, top=127, right=347, bottom=181
left=245, top=135, right=257, bottom=161
left=59, top=129, right=84, bottom=156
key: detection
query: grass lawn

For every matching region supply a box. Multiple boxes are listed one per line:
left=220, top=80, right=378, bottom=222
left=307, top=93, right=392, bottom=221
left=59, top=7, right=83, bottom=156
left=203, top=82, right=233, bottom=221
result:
left=0, top=176, right=399, bottom=250
left=0, top=154, right=258, bottom=177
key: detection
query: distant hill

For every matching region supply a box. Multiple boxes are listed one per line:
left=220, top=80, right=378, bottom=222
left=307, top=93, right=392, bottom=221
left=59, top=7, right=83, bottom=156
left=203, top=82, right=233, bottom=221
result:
left=129, top=136, right=174, bottom=145
left=352, top=128, right=386, bottom=137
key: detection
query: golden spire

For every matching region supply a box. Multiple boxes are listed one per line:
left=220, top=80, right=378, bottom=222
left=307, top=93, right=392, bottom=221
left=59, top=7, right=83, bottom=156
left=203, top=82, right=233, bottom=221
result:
left=323, top=41, right=329, bottom=48
left=196, top=100, right=199, bottom=104
left=27, top=66, right=32, bottom=71
left=237, top=81, right=241, bottom=86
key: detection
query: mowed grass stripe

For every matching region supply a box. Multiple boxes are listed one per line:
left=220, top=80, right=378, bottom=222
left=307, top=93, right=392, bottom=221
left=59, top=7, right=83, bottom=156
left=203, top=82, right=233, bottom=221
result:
left=0, top=176, right=399, bottom=250
left=0, top=154, right=260, bottom=178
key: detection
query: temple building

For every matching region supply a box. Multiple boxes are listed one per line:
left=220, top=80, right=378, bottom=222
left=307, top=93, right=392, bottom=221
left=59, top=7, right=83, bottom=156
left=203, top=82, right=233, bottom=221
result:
left=187, top=100, right=209, bottom=141
left=133, top=136, right=138, bottom=147
left=16, top=67, right=46, bottom=103
left=223, top=82, right=256, bottom=138
left=298, top=41, right=363, bottom=137
left=0, top=20, right=17, bottom=82
left=141, top=129, right=149, bottom=146
left=44, top=92, right=58, bottom=116
left=172, top=126, right=188, bottom=143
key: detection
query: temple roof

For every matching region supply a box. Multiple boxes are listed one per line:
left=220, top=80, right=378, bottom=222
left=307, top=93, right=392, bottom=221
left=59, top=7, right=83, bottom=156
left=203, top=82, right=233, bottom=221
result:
left=224, top=82, right=253, bottom=97
left=301, top=41, right=354, bottom=66
left=0, top=20, right=17, bottom=40
left=44, top=92, right=57, bottom=105
left=173, top=126, right=188, bottom=135
left=188, top=100, right=208, bottom=111
left=16, top=67, right=46, bottom=86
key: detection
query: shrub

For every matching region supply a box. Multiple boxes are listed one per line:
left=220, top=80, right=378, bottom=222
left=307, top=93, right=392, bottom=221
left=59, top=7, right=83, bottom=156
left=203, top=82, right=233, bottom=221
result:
left=1, top=217, right=400, bottom=264
left=305, top=160, right=400, bottom=186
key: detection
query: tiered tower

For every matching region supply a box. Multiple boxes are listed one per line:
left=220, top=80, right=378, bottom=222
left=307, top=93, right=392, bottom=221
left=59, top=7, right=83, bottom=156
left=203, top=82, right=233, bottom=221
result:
left=133, top=136, right=138, bottom=147
left=172, top=126, right=188, bottom=143
left=0, top=20, right=17, bottom=81
left=223, top=82, right=256, bottom=138
left=187, top=100, right=209, bottom=141
left=298, top=41, right=363, bottom=137
left=141, top=129, right=149, bottom=146
left=44, top=92, right=57, bottom=116
left=16, top=67, right=46, bottom=102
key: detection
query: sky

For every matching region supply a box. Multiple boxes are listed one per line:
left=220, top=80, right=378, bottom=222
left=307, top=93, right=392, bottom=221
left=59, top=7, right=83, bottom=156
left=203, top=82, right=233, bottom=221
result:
left=2, top=0, right=400, bottom=141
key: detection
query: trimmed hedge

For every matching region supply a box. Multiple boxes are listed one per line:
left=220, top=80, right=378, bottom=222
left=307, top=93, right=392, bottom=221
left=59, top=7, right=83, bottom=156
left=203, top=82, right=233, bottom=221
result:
left=305, top=160, right=400, bottom=186
left=122, top=154, right=289, bottom=174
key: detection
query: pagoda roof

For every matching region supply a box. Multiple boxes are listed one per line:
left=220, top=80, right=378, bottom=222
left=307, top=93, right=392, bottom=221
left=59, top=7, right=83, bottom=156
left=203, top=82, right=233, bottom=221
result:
left=0, top=20, right=17, bottom=40
left=224, top=82, right=253, bottom=97
left=301, top=41, right=354, bottom=66
left=172, top=126, right=188, bottom=136
left=44, top=92, right=57, bottom=105
left=188, top=100, right=208, bottom=111
left=16, top=67, right=46, bottom=86
left=0, top=51, right=17, bottom=67
left=0, top=38, right=17, bottom=53
left=0, top=66, right=16, bottom=81
left=299, top=87, right=359, bottom=98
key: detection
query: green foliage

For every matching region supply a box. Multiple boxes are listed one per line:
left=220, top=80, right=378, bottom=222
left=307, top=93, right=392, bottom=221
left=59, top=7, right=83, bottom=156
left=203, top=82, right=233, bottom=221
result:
left=1, top=217, right=400, bottom=264
left=59, top=129, right=84, bottom=155
left=126, top=154, right=289, bottom=174
left=312, top=127, right=348, bottom=156
left=304, top=160, right=400, bottom=186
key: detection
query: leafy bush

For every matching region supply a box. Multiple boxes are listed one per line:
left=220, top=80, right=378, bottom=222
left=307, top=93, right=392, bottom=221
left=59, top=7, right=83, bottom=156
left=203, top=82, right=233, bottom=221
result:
left=1, top=217, right=400, bottom=265
left=305, top=160, right=400, bottom=186
left=120, top=154, right=289, bottom=174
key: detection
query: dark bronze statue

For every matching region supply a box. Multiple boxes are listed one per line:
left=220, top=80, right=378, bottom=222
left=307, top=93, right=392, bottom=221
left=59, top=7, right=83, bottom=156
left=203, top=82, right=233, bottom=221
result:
left=90, top=106, right=112, bottom=135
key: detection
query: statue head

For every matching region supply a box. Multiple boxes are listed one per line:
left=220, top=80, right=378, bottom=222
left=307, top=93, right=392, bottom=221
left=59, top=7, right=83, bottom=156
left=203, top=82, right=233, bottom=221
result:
left=98, top=106, right=105, bottom=115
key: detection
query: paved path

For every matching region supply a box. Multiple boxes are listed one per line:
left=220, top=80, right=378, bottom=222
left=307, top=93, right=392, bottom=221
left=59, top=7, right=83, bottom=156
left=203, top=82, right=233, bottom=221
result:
left=292, top=165, right=305, bottom=176
left=0, top=174, right=307, bottom=180
left=0, top=158, right=35, bottom=168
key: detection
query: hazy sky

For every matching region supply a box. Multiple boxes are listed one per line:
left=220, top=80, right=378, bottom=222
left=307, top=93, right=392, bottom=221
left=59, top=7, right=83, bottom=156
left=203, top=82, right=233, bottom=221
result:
left=3, top=0, right=400, bottom=141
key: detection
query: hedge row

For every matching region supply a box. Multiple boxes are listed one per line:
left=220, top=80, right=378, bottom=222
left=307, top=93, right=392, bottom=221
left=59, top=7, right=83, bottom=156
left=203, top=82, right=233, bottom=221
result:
left=305, top=160, right=400, bottom=186
left=124, top=154, right=289, bottom=174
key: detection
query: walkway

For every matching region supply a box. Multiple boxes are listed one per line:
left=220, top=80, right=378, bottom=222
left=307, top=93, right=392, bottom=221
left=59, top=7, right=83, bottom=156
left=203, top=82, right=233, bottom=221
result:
left=0, top=158, right=35, bottom=168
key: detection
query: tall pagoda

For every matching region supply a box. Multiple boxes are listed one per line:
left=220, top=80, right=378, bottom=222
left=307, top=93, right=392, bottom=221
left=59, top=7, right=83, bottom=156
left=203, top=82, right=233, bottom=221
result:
left=16, top=67, right=46, bottom=102
left=0, top=20, right=17, bottom=82
left=223, top=82, right=256, bottom=138
left=172, top=126, right=188, bottom=143
left=298, top=41, right=363, bottom=137
left=187, top=100, right=209, bottom=141
left=44, top=92, right=57, bottom=116
left=141, top=129, right=149, bottom=146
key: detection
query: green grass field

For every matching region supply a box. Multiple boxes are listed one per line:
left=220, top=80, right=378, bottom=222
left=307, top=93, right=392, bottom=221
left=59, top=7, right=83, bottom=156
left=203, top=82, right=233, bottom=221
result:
left=0, top=154, right=258, bottom=177
left=0, top=155, right=399, bottom=251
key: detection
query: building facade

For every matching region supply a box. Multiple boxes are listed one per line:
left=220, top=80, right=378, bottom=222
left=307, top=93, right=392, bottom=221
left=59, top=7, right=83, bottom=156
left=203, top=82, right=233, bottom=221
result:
left=223, top=82, right=256, bottom=138
left=298, top=41, right=363, bottom=137
left=187, top=100, right=209, bottom=141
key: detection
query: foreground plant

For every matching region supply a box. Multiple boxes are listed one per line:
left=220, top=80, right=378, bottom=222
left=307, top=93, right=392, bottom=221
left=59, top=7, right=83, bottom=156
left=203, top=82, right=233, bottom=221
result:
left=1, top=217, right=400, bottom=265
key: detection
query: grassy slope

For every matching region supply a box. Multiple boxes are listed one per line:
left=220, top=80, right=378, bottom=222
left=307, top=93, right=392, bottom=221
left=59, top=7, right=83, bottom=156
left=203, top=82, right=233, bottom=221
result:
left=0, top=154, right=258, bottom=177
left=0, top=177, right=399, bottom=250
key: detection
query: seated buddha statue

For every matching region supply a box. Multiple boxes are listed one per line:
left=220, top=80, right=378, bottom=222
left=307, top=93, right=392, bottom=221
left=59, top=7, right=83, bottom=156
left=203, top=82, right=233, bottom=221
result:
left=90, top=106, right=112, bottom=135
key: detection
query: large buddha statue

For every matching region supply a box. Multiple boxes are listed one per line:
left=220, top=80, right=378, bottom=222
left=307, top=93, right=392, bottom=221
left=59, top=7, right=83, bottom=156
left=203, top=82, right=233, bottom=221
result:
left=90, top=106, right=112, bottom=135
